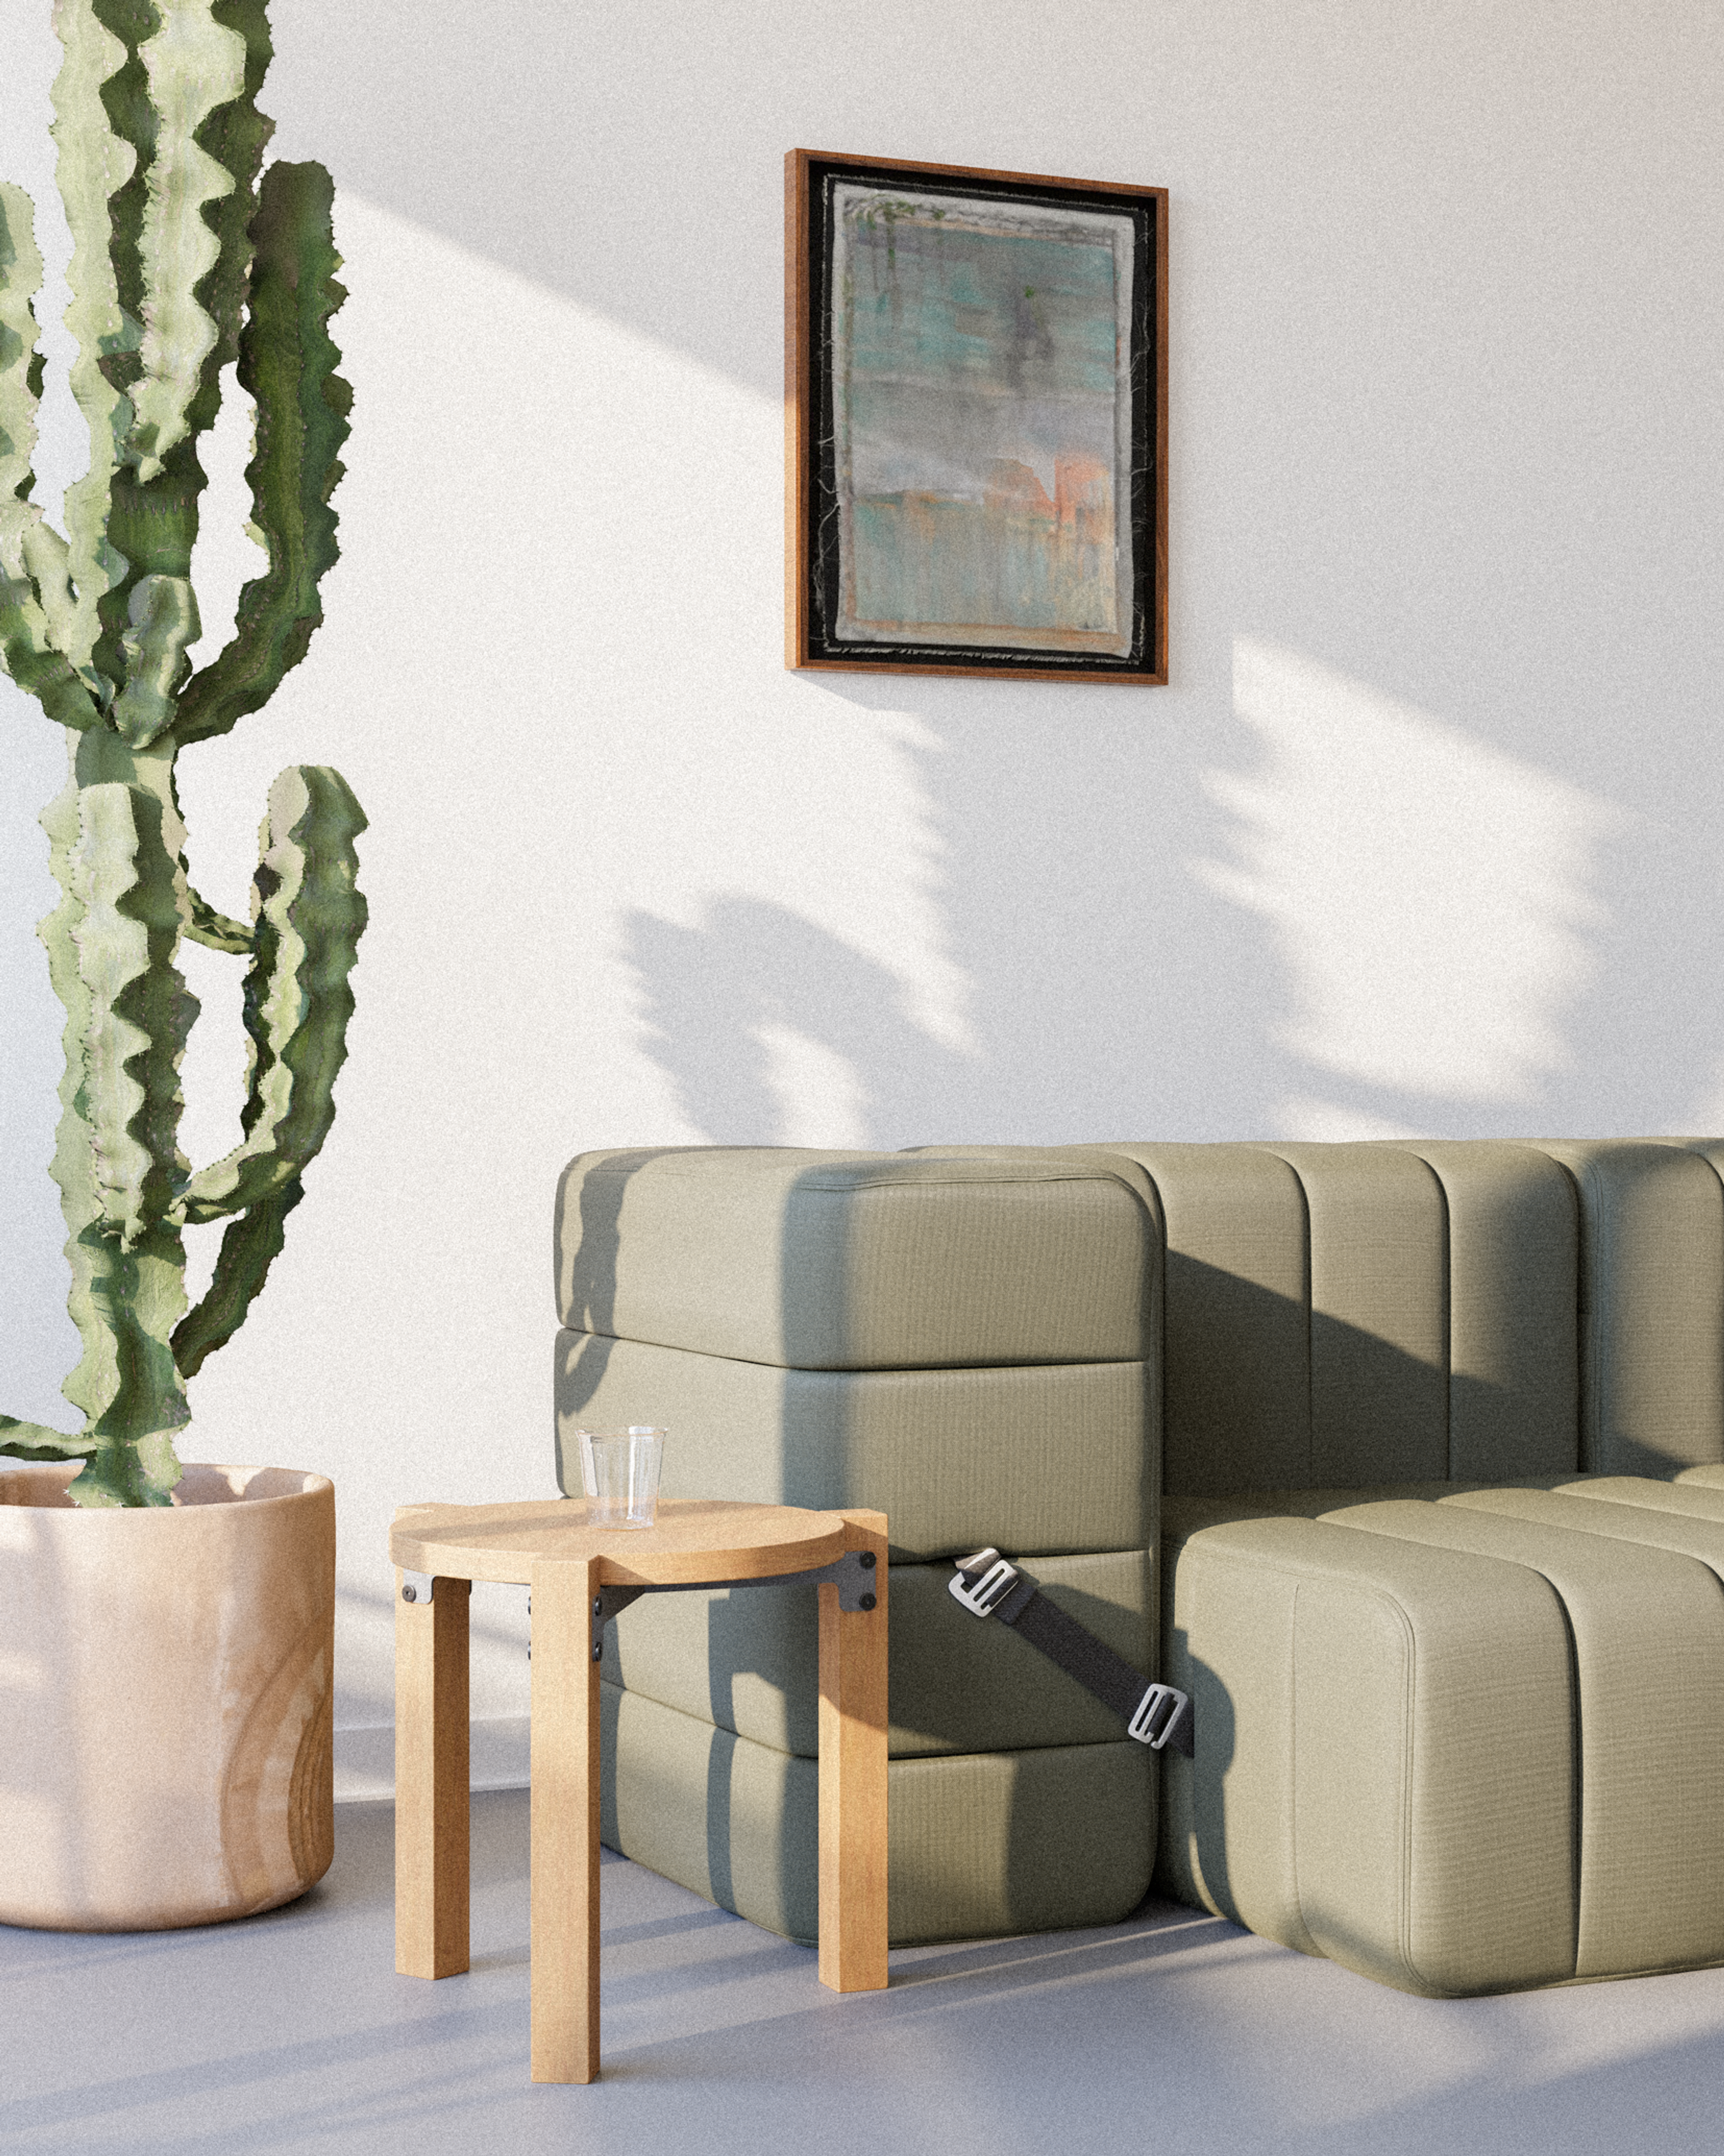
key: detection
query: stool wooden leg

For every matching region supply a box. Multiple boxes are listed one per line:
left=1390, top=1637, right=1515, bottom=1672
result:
left=530, top=1555, right=604, bottom=2083
left=395, top=1573, right=471, bottom=1979
left=819, top=1508, right=889, bottom=1992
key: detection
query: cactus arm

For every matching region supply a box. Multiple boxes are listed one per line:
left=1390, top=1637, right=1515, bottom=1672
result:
left=75, top=3, right=262, bottom=698
left=0, top=180, right=47, bottom=573
left=175, top=160, right=348, bottom=745
left=0, top=181, right=104, bottom=728
left=52, top=0, right=140, bottom=697
left=22, top=518, right=82, bottom=656
left=111, top=569, right=198, bottom=744
left=38, top=765, right=194, bottom=1507
left=123, top=0, right=249, bottom=484
left=78, top=0, right=202, bottom=693
left=179, top=763, right=364, bottom=1222
left=186, top=884, right=252, bottom=951
left=0, top=583, right=103, bottom=727
left=171, top=1174, right=299, bottom=1376
left=0, top=1417, right=97, bottom=1461
left=187, top=0, right=275, bottom=377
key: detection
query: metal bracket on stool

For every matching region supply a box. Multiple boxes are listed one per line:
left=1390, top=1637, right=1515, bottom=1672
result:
left=587, top=1548, right=881, bottom=1662
left=399, top=1569, right=436, bottom=1606
left=797, top=1547, right=880, bottom=1613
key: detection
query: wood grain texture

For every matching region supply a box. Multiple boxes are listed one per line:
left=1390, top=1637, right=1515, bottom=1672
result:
left=529, top=1555, right=603, bottom=2084
left=783, top=147, right=1168, bottom=685
left=391, top=1495, right=848, bottom=1589
left=818, top=1508, right=889, bottom=1992
left=785, top=150, right=810, bottom=670
left=785, top=146, right=1167, bottom=198
left=390, top=1495, right=888, bottom=2079
left=1152, top=190, right=1170, bottom=682
left=394, top=1573, right=471, bottom=1979
left=0, top=1464, right=336, bottom=1933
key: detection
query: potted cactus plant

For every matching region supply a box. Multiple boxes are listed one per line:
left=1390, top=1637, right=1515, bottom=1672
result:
left=0, top=0, right=362, bottom=1930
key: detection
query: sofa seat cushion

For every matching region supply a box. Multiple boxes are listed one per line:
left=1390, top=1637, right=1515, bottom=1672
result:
left=1160, top=1478, right=1724, bottom=1995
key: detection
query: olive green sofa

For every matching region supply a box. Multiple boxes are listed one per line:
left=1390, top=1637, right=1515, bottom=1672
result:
left=553, top=1136, right=1724, bottom=1993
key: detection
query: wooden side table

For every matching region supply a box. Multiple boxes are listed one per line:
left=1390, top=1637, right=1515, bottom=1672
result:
left=390, top=1496, right=888, bottom=2083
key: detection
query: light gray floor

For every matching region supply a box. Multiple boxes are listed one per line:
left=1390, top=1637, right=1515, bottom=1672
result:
left=7, top=1791, right=1724, bottom=2154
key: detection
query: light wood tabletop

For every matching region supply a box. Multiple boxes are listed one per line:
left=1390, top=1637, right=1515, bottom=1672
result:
left=390, top=1494, right=852, bottom=1587
left=392, top=1495, right=888, bottom=2084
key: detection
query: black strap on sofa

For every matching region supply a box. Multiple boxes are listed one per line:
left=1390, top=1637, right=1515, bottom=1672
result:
left=949, top=1548, right=1194, bottom=1756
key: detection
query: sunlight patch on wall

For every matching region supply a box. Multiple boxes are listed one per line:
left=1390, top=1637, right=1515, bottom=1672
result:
left=292, top=195, right=980, bottom=1141
left=1278, top=1097, right=1424, bottom=1142
left=1684, top=1059, right=1724, bottom=1136
left=1197, top=639, right=1618, bottom=1125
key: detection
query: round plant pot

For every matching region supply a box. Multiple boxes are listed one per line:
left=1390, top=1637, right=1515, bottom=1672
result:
left=0, top=1462, right=335, bottom=1931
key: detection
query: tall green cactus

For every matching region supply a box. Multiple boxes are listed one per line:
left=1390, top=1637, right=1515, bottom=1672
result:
left=0, top=0, right=364, bottom=1508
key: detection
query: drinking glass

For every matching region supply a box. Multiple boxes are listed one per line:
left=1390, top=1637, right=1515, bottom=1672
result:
left=578, top=1426, right=666, bottom=1528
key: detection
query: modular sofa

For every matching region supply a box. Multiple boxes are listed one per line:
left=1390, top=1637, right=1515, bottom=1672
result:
left=554, top=1137, right=1724, bottom=1994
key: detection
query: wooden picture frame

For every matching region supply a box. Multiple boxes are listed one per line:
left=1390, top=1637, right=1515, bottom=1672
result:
left=786, top=149, right=1167, bottom=685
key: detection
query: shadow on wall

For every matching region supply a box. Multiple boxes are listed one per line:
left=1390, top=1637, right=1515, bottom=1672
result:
left=612, top=674, right=1295, bottom=1147
left=611, top=648, right=1640, bottom=1149
left=248, top=0, right=1724, bottom=1147
left=624, top=899, right=976, bottom=1148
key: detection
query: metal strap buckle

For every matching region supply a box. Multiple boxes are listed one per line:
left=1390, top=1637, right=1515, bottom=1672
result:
left=948, top=1548, right=1020, bottom=1618
left=1128, top=1682, right=1192, bottom=1750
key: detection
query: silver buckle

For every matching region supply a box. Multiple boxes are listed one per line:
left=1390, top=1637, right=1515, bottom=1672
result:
left=949, top=1548, right=1020, bottom=1618
left=1128, top=1682, right=1191, bottom=1750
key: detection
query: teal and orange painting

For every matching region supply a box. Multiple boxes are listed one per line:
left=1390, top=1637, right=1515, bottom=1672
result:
left=830, top=184, right=1134, bottom=656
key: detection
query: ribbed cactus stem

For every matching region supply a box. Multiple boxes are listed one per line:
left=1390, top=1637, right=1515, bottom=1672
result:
left=0, top=0, right=363, bottom=1504
left=51, top=0, right=137, bottom=697
left=0, top=181, right=103, bottom=729
left=39, top=763, right=194, bottom=1505
left=179, top=765, right=368, bottom=1224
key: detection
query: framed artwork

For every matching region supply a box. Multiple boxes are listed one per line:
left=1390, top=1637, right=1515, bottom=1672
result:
left=786, top=149, right=1167, bottom=685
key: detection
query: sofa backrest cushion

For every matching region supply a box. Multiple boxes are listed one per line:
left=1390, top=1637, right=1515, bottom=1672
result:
left=1087, top=1137, right=1724, bottom=1496
left=1087, top=1141, right=1583, bottom=1495
left=1520, top=1140, right=1724, bottom=1479
left=554, top=1146, right=1158, bottom=1371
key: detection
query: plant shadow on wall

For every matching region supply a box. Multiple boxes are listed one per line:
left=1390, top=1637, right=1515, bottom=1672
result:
left=617, top=686, right=1287, bottom=1149
left=624, top=899, right=977, bottom=1149
left=617, top=645, right=1642, bottom=1151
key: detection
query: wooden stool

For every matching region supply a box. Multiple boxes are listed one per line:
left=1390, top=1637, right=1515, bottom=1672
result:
left=390, top=1496, right=888, bottom=2082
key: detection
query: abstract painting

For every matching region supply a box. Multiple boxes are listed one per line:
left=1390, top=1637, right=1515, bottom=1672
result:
left=787, top=151, right=1166, bottom=683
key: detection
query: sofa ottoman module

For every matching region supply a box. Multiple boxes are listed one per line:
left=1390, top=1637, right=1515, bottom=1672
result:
left=1168, top=1478, right=1724, bottom=1996
left=552, top=1146, right=1164, bottom=1945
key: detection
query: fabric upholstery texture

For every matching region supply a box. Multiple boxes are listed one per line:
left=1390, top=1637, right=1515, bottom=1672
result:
left=552, top=1134, right=1724, bottom=1977
left=599, top=1682, right=1154, bottom=1946
left=1087, top=1139, right=1583, bottom=1495
left=1163, top=1514, right=1578, bottom=1994
left=1517, top=1142, right=1724, bottom=1476
left=555, top=1142, right=1162, bottom=1946
left=555, top=1331, right=1152, bottom=1563
left=599, top=1550, right=1150, bottom=1759
left=554, top=1146, right=1156, bottom=1369
left=1167, top=1484, right=1724, bottom=1994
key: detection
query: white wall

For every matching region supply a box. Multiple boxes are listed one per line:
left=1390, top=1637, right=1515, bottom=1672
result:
left=3, top=0, right=1721, bottom=1730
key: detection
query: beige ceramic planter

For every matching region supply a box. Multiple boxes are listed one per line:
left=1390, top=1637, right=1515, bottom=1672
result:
left=0, top=1462, right=335, bottom=1931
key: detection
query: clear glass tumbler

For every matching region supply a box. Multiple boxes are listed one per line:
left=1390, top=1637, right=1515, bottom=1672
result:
left=579, top=1426, right=666, bottom=1528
